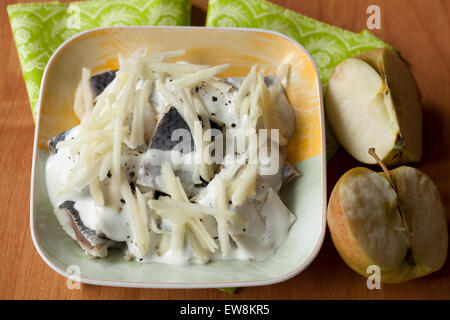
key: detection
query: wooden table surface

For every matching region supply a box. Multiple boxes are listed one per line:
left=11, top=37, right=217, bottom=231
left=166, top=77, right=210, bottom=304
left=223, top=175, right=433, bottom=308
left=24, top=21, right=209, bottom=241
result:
left=1, top=0, right=449, bottom=300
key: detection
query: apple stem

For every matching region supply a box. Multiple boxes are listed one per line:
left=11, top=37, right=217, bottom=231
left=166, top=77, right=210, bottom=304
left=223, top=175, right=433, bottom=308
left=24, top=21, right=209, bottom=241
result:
left=368, top=148, right=392, bottom=181
left=368, top=148, right=412, bottom=236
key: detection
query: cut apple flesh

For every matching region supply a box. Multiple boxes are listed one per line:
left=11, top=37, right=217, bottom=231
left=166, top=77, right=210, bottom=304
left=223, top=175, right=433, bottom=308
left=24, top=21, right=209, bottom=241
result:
left=326, top=48, right=422, bottom=166
left=326, top=59, right=399, bottom=164
left=359, top=49, right=423, bottom=164
left=338, top=167, right=409, bottom=270
left=391, top=166, right=448, bottom=272
left=328, top=166, right=448, bottom=283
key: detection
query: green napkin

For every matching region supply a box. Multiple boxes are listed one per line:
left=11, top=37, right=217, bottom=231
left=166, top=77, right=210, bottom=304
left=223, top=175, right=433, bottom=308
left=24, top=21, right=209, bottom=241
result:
left=206, top=0, right=390, bottom=160
left=8, top=0, right=191, bottom=121
left=219, top=287, right=238, bottom=294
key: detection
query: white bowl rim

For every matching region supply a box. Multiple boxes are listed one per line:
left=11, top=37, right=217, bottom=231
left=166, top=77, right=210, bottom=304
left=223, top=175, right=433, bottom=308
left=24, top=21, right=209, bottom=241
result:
left=30, top=25, right=327, bottom=289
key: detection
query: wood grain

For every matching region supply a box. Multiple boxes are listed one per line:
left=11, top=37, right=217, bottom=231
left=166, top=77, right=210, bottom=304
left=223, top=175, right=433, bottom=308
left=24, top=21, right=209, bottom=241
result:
left=0, top=0, right=449, bottom=299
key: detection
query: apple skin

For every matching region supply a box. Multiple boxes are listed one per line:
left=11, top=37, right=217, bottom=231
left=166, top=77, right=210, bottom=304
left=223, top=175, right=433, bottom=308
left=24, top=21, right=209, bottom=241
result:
left=327, top=167, right=447, bottom=283
left=327, top=168, right=374, bottom=273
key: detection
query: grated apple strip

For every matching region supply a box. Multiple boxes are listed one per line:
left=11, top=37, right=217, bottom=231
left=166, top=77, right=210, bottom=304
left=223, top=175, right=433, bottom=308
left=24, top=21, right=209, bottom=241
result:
left=110, top=59, right=142, bottom=210
left=186, top=218, right=217, bottom=252
left=235, top=65, right=256, bottom=117
left=154, top=163, right=217, bottom=252
left=148, top=62, right=210, bottom=75
left=191, top=93, right=215, bottom=180
left=192, top=93, right=215, bottom=176
left=229, top=133, right=259, bottom=206
left=73, top=67, right=94, bottom=121
left=92, top=141, right=113, bottom=157
left=98, top=153, right=112, bottom=181
left=277, top=63, right=290, bottom=89
left=57, top=129, right=116, bottom=150
left=149, top=197, right=233, bottom=218
left=155, top=80, right=183, bottom=115
left=136, top=188, right=150, bottom=239
left=257, top=71, right=270, bottom=129
left=186, top=228, right=209, bottom=263
left=143, top=49, right=186, bottom=63
left=81, top=77, right=120, bottom=128
left=179, top=87, right=211, bottom=183
left=214, top=175, right=231, bottom=257
left=158, top=163, right=188, bottom=252
left=90, top=178, right=104, bottom=207
left=264, top=73, right=289, bottom=145
left=161, top=162, right=188, bottom=202
left=129, top=79, right=152, bottom=149
left=174, top=64, right=230, bottom=88
left=120, top=176, right=150, bottom=257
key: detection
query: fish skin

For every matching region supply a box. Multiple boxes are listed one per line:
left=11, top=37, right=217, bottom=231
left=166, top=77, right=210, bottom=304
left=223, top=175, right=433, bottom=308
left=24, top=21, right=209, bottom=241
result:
left=58, top=200, right=108, bottom=248
left=150, top=107, right=194, bottom=153
left=281, top=161, right=300, bottom=188
left=263, top=74, right=284, bottom=93
left=150, top=107, right=224, bottom=154
left=154, top=190, right=169, bottom=199
left=90, top=70, right=117, bottom=96
left=48, top=129, right=71, bottom=154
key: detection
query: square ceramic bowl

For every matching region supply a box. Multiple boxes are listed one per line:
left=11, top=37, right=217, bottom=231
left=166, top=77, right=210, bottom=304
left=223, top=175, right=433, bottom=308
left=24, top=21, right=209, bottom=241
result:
left=31, top=26, right=327, bottom=288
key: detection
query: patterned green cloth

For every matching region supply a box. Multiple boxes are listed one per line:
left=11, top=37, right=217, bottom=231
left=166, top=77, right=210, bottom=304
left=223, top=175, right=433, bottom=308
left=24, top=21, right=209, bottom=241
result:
left=206, top=0, right=391, bottom=160
left=8, top=0, right=191, bottom=121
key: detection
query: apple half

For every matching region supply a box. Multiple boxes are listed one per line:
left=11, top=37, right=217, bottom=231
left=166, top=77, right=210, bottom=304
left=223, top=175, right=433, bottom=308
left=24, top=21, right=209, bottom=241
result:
left=326, top=48, right=422, bottom=166
left=327, top=163, right=448, bottom=283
